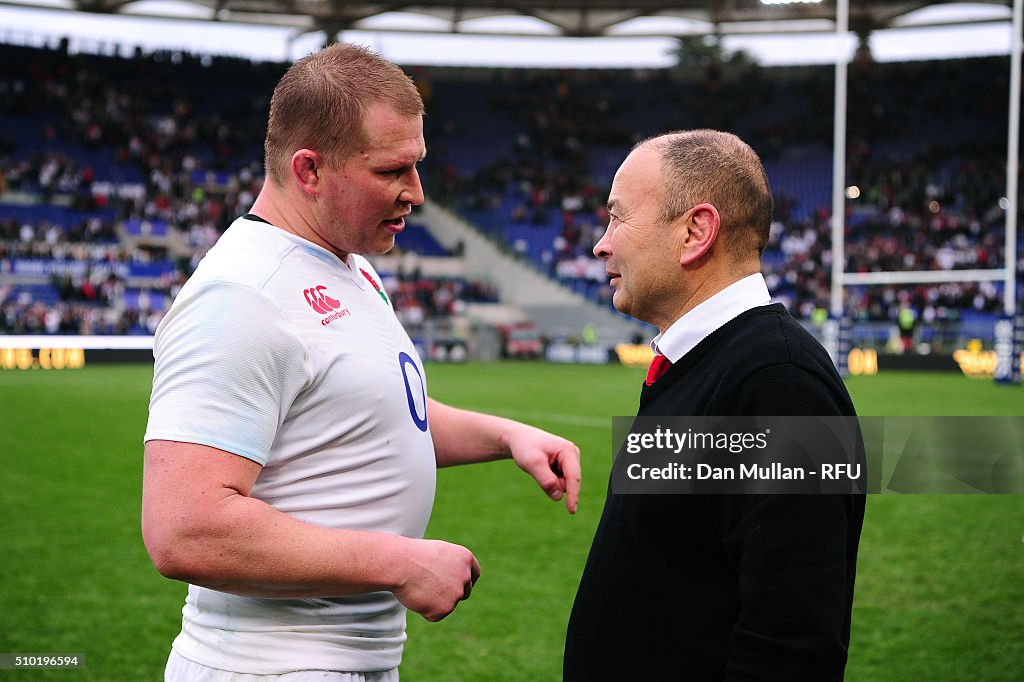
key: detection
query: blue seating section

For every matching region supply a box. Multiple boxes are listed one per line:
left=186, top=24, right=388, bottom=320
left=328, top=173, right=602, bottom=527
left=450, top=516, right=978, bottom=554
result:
left=122, top=288, right=170, bottom=312
left=7, top=283, right=61, bottom=306
left=3, top=282, right=172, bottom=312
left=0, top=202, right=118, bottom=229
left=394, top=222, right=447, bottom=256
left=123, top=219, right=170, bottom=238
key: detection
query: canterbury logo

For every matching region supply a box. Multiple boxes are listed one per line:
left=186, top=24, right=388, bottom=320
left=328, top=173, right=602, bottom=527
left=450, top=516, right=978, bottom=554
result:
left=304, top=285, right=342, bottom=314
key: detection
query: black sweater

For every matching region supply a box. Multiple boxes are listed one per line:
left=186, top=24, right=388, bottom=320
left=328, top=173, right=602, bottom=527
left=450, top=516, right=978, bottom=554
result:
left=564, top=304, right=865, bottom=681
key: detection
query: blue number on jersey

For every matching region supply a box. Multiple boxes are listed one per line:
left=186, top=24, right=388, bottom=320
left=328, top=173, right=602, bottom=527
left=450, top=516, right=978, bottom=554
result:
left=399, top=351, right=429, bottom=432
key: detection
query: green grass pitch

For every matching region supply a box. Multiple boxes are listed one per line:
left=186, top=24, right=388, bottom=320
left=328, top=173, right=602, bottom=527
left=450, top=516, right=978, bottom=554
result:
left=1, top=363, right=1022, bottom=680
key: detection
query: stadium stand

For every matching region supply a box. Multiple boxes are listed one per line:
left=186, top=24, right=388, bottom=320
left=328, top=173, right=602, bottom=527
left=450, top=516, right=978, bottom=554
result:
left=1, top=42, right=1022, bottom=350
left=418, top=58, right=1023, bottom=346
left=0, top=44, right=500, bottom=340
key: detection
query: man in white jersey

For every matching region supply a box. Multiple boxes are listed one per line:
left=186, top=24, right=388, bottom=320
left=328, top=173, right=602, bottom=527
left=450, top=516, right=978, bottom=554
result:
left=142, top=43, right=582, bottom=681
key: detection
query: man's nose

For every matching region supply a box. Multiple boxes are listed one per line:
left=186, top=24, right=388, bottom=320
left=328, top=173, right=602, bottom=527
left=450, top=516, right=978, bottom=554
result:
left=401, top=168, right=425, bottom=206
left=593, top=227, right=612, bottom=259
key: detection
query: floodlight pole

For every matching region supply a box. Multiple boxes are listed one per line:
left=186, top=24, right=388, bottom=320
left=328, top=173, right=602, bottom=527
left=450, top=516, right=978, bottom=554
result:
left=1005, top=0, right=1022, bottom=316
left=829, top=0, right=849, bottom=317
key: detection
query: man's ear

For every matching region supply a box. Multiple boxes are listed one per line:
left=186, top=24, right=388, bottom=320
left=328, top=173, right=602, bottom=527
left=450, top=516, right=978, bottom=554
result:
left=679, top=203, right=720, bottom=266
left=290, top=149, right=322, bottom=197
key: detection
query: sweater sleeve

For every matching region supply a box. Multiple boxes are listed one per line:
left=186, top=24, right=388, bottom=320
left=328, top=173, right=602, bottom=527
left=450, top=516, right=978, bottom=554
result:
left=719, top=363, right=860, bottom=681
left=719, top=493, right=857, bottom=681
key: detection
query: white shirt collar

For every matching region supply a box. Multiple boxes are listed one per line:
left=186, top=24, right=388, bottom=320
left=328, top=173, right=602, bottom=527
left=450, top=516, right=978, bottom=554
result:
left=239, top=215, right=368, bottom=288
left=651, top=273, right=772, bottom=363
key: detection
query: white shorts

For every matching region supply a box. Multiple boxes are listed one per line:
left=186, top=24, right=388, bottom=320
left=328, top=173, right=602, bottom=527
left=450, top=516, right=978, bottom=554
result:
left=164, top=650, right=400, bottom=682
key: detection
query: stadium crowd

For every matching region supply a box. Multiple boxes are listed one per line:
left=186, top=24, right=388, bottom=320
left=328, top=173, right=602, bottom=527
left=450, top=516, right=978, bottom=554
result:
left=422, top=56, right=1020, bottom=330
left=1, top=42, right=1021, bottom=342
left=0, top=44, right=499, bottom=336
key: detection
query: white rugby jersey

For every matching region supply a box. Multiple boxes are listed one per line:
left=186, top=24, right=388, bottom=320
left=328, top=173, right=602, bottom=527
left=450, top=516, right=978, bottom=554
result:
left=145, top=215, right=436, bottom=674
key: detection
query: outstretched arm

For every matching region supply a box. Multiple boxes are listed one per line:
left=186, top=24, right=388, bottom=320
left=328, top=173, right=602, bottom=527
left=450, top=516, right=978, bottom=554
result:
left=427, top=398, right=582, bottom=514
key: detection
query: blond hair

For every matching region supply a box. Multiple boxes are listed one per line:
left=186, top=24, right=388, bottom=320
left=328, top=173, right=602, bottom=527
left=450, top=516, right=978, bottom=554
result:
left=264, top=43, right=424, bottom=186
left=641, top=129, right=773, bottom=257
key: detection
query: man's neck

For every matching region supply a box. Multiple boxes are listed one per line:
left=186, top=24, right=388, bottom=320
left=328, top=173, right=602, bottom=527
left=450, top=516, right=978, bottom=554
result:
left=657, top=265, right=759, bottom=334
left=248, top=188, right=349, bottom=261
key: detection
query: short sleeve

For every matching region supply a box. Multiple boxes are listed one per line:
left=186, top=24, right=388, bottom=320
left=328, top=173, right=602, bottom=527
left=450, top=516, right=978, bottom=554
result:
left=144, top=282, right=310, bottom=465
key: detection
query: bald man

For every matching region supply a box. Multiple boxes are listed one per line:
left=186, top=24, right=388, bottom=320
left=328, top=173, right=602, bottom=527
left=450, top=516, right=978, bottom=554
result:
left=564, top=130, right=864, bottom=681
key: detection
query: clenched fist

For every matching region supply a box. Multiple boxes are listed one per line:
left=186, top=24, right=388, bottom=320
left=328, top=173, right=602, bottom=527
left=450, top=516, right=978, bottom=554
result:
left=392, top=538, right=481, bottom=621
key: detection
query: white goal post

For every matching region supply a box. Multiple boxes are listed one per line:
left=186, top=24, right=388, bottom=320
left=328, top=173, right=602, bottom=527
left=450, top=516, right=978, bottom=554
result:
left=827, top=0, right=1022, bottom=384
